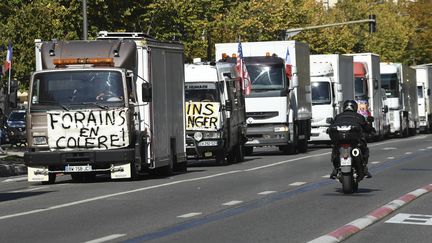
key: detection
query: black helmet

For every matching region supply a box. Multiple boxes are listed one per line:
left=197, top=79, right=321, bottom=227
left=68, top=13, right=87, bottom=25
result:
left=343, top=100, right=358, bottom=112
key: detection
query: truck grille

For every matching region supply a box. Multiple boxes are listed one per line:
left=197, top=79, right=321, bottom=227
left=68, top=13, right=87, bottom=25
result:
left=246, top=111, right=279, bottom=120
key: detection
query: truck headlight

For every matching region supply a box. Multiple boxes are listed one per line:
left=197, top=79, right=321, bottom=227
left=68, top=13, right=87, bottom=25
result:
left=274, top=126, right=288, bottom=132
left=33, top=136, right=47, bottom=145
left=194, top=132, right=203, bottom=141
left=203, top=132, right=221, bottom=139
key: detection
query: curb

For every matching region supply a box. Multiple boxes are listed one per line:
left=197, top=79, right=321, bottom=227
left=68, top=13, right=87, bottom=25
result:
left=308, top=184, right=432, bottom=243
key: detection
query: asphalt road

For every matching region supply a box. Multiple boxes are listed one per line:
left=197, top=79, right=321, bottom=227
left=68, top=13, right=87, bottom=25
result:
left=1, top=134, right=432, bottom=243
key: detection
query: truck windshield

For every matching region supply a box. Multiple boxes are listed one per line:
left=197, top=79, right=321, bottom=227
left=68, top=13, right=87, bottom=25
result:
left=311, top=81, right=331, bottom=105
left=31, top=71, right=124, bottom=107
left=381, top=73, right=400, bottom=98
left=354, top=77, right=368, bottom=99
left=245, top=63, right=285, bottom=91
left=185, top=83, right=219, bottom=102
left=417, top=86, right=424, bottom=99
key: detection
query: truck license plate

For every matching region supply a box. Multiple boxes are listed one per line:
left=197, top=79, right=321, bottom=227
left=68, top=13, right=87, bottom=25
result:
left=65, top=165, right=92, bottom=172
left=340, top=157, right=352, bottom=166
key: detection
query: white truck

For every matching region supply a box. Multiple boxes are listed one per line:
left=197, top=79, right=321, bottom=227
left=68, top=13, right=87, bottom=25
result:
left=215, top=41, right=312, bottom=154
left=25, top=32, right=187, bottom=183
left=309, top=54, right=354, bottom=143
left=413, top=64, right=432, bottom=133
left=380, top=62, right=418, bottom=137
left=184, top=61, right=246, bottom=165
left=347, top=53, right=390, bottom=140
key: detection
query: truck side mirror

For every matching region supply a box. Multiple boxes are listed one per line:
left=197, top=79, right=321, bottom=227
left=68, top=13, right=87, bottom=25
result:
left=225, top=100, right=232, bottom=111
left=428, top=88, right=431, bottom=96
left=326, top=117, right=334, bottom=124
left=142, top=83, right=152, bottom=102
left=382, top=105, right=389, bottom=113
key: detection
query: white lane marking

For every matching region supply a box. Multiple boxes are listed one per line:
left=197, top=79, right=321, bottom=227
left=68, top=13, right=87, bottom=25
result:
left=177, top=212, right=202, bottom=218
left=371, top=135, right=427, bottom=146
left=385, top=213, right=432, bottom=225
left=289, top=182, right=306, bottom=186
left=11, top=187, right=46, bottom=193
left=371, top=161, right=381, bottom=164
left=382, top=147, right=397, bottom=150
left=419, top=148, right=426, bottom=151
left=258, top=191, right=277, bottom=195
left=85, top=234, right=126, bottom=243
left=322, top=174, right=330, bottom=178
left=222, top=200, right=243, bottom=206
left=386, top=157, right=395, bottom=160
left=2, top=176, right=27, bottom=183
left=405, top=152, right=413, bottom=155
left=245, top=152, right=331, bottom=171
left=427, top=146, right=432, bottom=149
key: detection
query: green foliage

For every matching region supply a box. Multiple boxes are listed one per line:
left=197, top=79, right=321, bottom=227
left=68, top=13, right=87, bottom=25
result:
left=1, top=0, right=431, bottom=89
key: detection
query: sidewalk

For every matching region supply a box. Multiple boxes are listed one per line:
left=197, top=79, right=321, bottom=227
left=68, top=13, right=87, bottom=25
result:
left=0, top=145, right=26, bottom=178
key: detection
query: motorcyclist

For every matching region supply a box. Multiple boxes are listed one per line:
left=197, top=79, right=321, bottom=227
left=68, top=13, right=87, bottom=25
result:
left=329, top=100, right=373, bottom=179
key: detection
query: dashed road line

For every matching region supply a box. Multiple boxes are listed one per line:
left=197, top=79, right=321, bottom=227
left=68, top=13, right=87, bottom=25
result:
left=405, top=152, right=413, bottom=155
left=382, top=147, right=397, bottom=150
left=177, top=212, right=202, bottom=218
left=322, top=174, right=330, bottom=178
left=289, top=182, right=306, bottom=186
left=371, top=161, right=381, bottom=164
left=387, top=156, right=395, bottom=160
left=258, top=191, right=277, bottom=195
left=222, top=200, right=243, bottom=206
left=2, top=176, right=27, bottom=183
left=85, top=234, right=126, bottom=243
left=11, top=187, right=47, bottom=193
left=419, top=148, right=426, bottom=151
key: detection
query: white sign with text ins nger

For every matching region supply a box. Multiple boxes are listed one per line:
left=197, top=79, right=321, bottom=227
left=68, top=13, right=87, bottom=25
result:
left=47, top=108, right=129, bottom=150
left=186, top=102, right=221, bottom=131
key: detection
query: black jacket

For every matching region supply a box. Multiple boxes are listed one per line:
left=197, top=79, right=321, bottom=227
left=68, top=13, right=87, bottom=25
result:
left=332, top=111, right=373, bottom=134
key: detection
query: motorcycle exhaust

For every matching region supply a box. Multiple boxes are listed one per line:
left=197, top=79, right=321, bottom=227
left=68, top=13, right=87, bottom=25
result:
left=352, top=148, right=361, bottom=157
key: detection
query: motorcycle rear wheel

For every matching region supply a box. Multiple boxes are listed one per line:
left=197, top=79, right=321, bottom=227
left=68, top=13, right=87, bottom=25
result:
left=341, top=174, right=357, bottom=194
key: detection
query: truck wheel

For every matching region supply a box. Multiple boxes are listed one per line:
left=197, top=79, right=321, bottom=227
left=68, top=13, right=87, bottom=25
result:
left=215, top=151, right=228, bottom=166
left=244, top=147, right=253, bottom=156
left=174, top=161, right=187, bottom=173
left=280, top=145, right=296, bottom=155
left=235, top=144, right=245, bottom=163
left=41, top=173, right=56, bottom=185
left=297, top=139, right=308, bottom=153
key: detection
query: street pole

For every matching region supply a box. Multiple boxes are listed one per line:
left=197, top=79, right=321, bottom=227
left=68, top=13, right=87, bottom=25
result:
left=285, top=18, right=376, bottom=40
left=83, top=0, right=88, bottom=40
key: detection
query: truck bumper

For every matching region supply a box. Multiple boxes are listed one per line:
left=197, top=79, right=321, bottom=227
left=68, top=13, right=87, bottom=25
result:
left=185, top=137, right=224, bottom=159
left=24, top=148, right=135, bottom=181
left=309, top=126, right=330, bottom=142
left=245, top=124, right=290, bottom=147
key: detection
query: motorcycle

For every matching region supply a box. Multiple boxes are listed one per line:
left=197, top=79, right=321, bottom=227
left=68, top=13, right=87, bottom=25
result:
left=327, top=118, right=372, bottom=194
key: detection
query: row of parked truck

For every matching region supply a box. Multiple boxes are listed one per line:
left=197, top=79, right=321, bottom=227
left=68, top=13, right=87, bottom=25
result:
left=23, top=32, right=432, bottom=183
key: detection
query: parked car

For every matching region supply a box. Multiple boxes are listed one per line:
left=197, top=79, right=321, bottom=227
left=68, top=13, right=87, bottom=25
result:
left=5, top=110, right=26, bottom=146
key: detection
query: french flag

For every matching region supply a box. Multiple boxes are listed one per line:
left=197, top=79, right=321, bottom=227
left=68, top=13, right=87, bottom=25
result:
left=3, top=41, right=12, bottom=75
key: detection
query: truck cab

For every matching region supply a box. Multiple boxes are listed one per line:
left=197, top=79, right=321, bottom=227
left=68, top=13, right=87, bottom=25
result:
left=25, top=36, right=186, bottom=183
left=184, top=62, right=246, bottom=165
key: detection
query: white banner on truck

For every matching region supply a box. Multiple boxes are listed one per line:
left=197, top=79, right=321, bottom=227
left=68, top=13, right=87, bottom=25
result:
left=186, top=102, right=220, bottom=131
left=47, top=108, right=129, bottom=150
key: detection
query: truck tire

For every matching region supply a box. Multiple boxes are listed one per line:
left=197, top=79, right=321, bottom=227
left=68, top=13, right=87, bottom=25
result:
left=235, top=144, right=245, bottom=163
left=297, top=139, right=308, bottom=153
left=244, top=147, right=253, bottom=156
left=215, top=151, right=228, bottom=166
left=42, top=173, right=56, bottom=185
left=280, top=145, right=296, bottom=155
